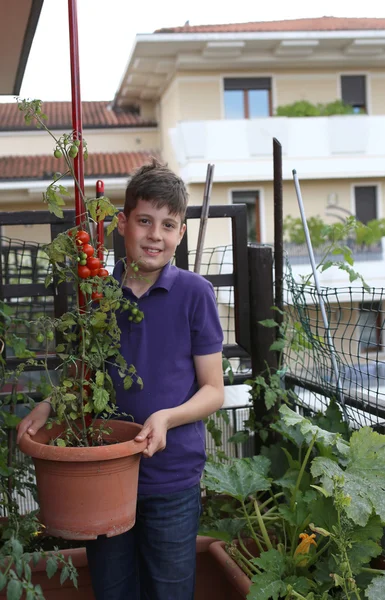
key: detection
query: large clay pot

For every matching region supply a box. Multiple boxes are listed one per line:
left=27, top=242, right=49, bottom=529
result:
left=209, top=540, right=255, bottom=599
left=18, top=419, right=146, bottom=540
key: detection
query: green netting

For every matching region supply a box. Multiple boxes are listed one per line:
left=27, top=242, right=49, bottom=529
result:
left=283, top=261, right=385, bottom=430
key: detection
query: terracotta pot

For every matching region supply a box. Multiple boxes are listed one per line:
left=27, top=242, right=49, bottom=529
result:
left=195, top=536, right=234, bottom=600
left=0, top=548, right=94, bottom=600
left=0, top=537, right=228, bottom=600
left=209, top=540, right=255, bottom=599
left=18, top=419, right=146, bottom=540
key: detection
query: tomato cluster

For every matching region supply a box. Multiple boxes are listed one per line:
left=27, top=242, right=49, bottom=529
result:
left=74, top=230, right=108, bottom=300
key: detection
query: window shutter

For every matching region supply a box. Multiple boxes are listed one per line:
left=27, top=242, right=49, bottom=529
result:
left=341, top=75, right=366, bottom=106
left=224, top=78, right=271, bottom=91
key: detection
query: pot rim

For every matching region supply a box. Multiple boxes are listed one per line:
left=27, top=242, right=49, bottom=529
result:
left=18, top=419, right=147, bottom=462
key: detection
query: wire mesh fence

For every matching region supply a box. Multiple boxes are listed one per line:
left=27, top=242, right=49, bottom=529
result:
left=283, top=261, right=385, bottom=430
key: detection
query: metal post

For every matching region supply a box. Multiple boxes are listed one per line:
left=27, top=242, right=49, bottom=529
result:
left=194, top=164, right=214, bottom=274
left=96, top=180, right=105, bottom=262
left=273, top=138, right=284, bottom=319
left=68, top=0, right=85, bottom=227
left=292, top=169, right=348, bottom=419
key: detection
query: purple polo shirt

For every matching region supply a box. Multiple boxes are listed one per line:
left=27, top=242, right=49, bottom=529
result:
left=109, top=260, right=223, bottom=495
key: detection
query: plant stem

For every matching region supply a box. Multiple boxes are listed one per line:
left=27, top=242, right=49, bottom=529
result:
left=241, top=501, right=264, bottom=554
left=253, top=500, right=273, bottom=550
left=361, top=567, right=385, bottom=575
left=291, top=433, right=317, bottom=511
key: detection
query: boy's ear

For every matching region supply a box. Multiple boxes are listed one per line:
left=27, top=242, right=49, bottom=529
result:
left=178, top=223, right=187, bottom=245
left=117, top=212, right=127, bottom=237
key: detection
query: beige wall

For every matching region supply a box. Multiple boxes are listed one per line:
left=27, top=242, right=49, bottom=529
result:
left=0, top=129, right=159, bottom=157
left=274, top=74, right=338, bottom=108
left=178, top=78, right=221, bottom=121
left=158, top=78, right=180, bottom=172
left=186, top=178, right=385, bottom=249
left=164, top=68, right=385, bottom=124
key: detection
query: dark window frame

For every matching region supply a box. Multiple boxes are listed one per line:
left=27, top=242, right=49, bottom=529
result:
left=359, top=301, right=383, bottom=353
left=224, top=78, right=272, bottom=119
left=353, top=185, right=378, bottom=225
left=341, top=75, right=367, bottom=113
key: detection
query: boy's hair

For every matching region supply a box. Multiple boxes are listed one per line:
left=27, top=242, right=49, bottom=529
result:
left=124, top=159, right=188, bottom=222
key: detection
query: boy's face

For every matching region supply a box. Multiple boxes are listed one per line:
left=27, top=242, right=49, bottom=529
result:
left=117, top=199, right=186, bottom=275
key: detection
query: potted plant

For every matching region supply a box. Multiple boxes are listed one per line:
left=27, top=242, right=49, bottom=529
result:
left=200, top=404, right=385, bottom=599
left=0, top=301, right=81, bottom=599
left=8, top=100, right=147, bottom=541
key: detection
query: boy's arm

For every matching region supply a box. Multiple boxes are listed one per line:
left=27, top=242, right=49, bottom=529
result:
left=135, top=351, right=224, bottom=457
left=166, top=352, right=224, bottom=427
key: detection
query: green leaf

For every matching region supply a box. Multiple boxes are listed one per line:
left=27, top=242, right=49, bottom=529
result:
left=264, top=389, right=277, bottom=410
left=46, top=556, right=58, bottom=579
left=258, top=319, right=279, bottom=328
left=95, top=370, right=104, bottom=387
left=93, top=387, right=109, bottom=413
left=312, top=427, right=385, bottom=526
left=202, top=455, right=271, bottom=501
left=228, top=431, right=249, bottom=444
left=124, top=376, right=133, bottom=390
left=6, top=579, right=23, bottom=600
left=56, top=439, right=66, bottom=447
left=269, top=339, right=285, bottom=352
left=278, top=405, right=349, bottom=456
left=60, top=566, right=69, bottom=585
left=199, top=518, right=246, bottom=543
left=365, top=575, right=385, bottom=599
left=0, top=572, right=6, bottom=591
left=248, top=549, right=287, bottom=600
left=106, top=214, right=119, bottom=235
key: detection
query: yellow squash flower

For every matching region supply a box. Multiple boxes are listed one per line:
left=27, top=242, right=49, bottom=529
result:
left=294, top=533, right=317, bottom=567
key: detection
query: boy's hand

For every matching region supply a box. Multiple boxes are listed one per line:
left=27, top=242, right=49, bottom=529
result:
left=135, top=410, right=170, bottom=458
left=16, top=401, right=52, bottom=444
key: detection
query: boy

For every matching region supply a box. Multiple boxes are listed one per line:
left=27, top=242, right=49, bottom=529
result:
left=17, top=160, right=224, bottom=600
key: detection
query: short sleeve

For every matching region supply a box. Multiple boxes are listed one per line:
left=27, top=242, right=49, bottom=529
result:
left=191, top=281, right=224, bottom=356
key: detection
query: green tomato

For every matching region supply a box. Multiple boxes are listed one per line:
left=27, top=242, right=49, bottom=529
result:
left=74, top=139, right=81, bottom=147
left=54, top=149, right=62, bottom=159
left=36, top=333, right=44, bottom=343
left=79, top=259, right=87, bottom=266
left=46, top=331, right=54, bottom=341
left=68, top=145, right=78, bottom=158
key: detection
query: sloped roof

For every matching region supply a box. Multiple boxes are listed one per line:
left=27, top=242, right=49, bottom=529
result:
left=156, top=16, right=385, bottom=34
left=0, top=101, right=157, bottom=131
left=0, top=151, right=160, bottom=180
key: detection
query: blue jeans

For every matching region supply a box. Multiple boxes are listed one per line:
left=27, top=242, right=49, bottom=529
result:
left=86, top=484, right=201, bottom=600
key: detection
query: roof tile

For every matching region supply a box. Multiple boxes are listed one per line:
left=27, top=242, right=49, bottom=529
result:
left=156, top=16, right=385, bottom=34
left=0, top=101, right=156, bottom=131
left=0, top=151, right=160, bottom=181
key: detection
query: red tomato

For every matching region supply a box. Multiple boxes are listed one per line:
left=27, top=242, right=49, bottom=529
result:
left=98, top=268, right=109, bottom=277
left=87, top=257, right=101, bottom=270
left=91, top=292, right=103, bottom=301
left=75, top=230, right=90, bottom=245
left=78, top=265, right=91, bottom=279
left=90, top=269, right=100, bottom=277
left=82, top=244, right=95, bottom=258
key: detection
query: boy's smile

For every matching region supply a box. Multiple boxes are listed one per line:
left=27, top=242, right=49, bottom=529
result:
left=117, top=199, right=186, bottom=285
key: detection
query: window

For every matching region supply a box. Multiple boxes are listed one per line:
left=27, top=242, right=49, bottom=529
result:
left=224, top=78, right=271, bottom=119
left=354, top=186, right=377, bottom=224
left=341, top=75, right=367, bottom=113
left=358, top=301, right=383, bottom=352
left=232, top=191, right=261, bottom=242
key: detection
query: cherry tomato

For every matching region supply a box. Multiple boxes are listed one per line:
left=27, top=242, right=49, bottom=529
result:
left=54, top=149, right=62, bottom=159
left=75, top=231, right=90, bottom=246
left=82, top=244, right=95, bottom=258
left=90, top=269, right=100, bottom=277
left=78, top=265, right=91, bottom=279
left=91, top=292, right=103, bottom=301
left=87, top=257, right=101, bottom=270
left=36, top=333, right=44, bottom=343
left=98, top=268, right=109, bottom=278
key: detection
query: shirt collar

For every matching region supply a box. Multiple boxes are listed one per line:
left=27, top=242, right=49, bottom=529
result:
left=112, top=260, right=178, bottom=293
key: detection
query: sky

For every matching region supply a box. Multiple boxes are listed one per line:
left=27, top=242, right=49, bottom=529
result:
left=2, top=0, right=385, bottom=103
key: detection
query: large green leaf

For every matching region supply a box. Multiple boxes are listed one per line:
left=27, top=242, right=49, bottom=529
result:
left=202, top=456, right=271, bottom=501
left=278, top=405, right=349, bottom=456
left=312, top=427, right=385, bottom=526
left=347, top=515, right=383, bottom=572
left=198, top=518, right=246, bottom=543
left=365, top=575, right=385, bottom=599
left=248, top=550, right=287, bottom=600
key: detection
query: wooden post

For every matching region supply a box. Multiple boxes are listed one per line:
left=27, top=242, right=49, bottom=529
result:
left=248, top=244, right=277, bottom=453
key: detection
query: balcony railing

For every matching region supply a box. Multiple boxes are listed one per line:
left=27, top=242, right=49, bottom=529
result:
left=284, top=241, right=383, bottom=265
left=171, top=115, right=385, bottom=182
